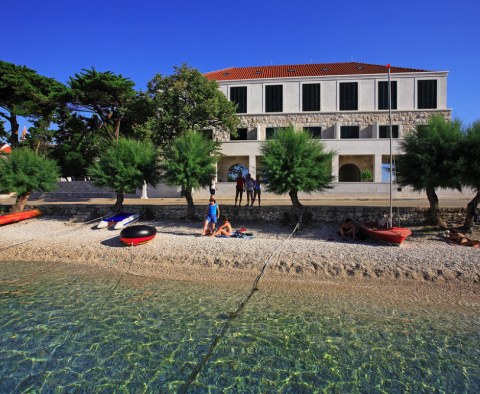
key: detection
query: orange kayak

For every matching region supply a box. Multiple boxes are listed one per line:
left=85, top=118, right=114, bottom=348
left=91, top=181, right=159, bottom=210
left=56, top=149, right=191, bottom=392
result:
left=0, top=210, right=42, bottom=226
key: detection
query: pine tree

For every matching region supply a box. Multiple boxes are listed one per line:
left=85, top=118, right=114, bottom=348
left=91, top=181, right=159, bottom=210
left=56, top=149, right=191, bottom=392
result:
left=88, top=138, right=161, bottom=212
left=259, top=126, right=335, bottom=222
left=0, top=148, right=60, bottom=212
left=159, top=131, right=221, bottom=219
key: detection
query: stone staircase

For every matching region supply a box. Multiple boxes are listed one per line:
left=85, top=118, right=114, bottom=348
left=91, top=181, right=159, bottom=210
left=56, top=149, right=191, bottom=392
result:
left=67, top=207, right=96, bottom=225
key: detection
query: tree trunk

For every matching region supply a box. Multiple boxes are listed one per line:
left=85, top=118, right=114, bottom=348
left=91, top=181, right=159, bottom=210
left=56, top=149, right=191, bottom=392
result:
left=184, top=189, right=195, bottom=220
left=288, top=190, right=304, bottom=227
left=464, top=191, right=480, bottom=229
left=113, top=190, right=124, bottom=213
left=10, top=191, right=33, bottom=213
left=426, top=186, right=447, bottom=228
left=9, top=114, right=19, bottom=148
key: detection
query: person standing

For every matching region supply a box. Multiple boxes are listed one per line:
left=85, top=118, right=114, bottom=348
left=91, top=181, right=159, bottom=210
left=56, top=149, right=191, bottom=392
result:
left=245, top=173, right=254, bottom=206
left=210, top=177, right=218, bottom=199
left=234, top=172, right=245, bottom=207
left=252, top=175, right=261, bottom=207
left=201, top=198, right=220, bottom=236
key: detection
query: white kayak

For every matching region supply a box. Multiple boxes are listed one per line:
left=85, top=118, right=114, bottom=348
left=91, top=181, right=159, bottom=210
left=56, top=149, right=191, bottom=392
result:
left=97, top=213, right=140, bottom=230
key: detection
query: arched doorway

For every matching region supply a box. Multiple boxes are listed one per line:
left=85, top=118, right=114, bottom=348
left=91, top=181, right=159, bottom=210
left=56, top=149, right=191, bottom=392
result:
left=227, top=164, right=248, bottom=182
left=339, top=163, right=361, bottom=182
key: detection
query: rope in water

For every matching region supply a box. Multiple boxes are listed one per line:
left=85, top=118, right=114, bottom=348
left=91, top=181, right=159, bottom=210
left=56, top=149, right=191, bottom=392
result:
left=179, top=222, right=300, bottom=393
left=0, top=213, right=109, bottom=251
left=12, top=241, right=137, bottom=393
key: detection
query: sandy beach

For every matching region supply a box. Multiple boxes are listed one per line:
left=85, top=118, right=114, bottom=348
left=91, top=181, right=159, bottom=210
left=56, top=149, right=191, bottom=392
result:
left=1, top=215, right=480, bottom=285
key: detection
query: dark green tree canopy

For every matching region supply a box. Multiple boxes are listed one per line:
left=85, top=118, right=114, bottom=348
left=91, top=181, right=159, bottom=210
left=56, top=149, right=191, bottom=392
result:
left=88, top=138, right=161, bottom=212
left=52, top=112, right=110, bottom=179
left=143, top=64, right=240, bottom=145
left=0, top=60, right=67, bottom=147
left=67, top=67, right=137, bottom=142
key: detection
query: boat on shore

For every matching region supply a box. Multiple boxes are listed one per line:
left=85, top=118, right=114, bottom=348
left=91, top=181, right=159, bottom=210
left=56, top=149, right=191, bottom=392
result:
left=359, top=222, right=412, bottom=245
left=97, top=213, right=140, bottom=230
left=0, top=210, right=42, bottom=226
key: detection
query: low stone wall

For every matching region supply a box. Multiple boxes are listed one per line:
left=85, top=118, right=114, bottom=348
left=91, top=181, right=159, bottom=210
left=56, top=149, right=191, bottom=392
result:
left=16, top=203, right=467, bottom=226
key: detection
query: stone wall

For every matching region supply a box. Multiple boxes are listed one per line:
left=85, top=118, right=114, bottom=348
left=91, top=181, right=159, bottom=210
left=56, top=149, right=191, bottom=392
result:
left=16, top=204, right=467, bottom=226
left=215, top=110, right=452, bottom=141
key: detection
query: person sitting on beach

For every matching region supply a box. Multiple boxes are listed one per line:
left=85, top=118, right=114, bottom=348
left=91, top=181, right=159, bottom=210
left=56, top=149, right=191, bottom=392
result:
left=210, top=216, right=232, bottom=237
left=446, top=229, right=480, bottom=247
left=201, top=198, right=220, bottom=236
left=339, top=218, right=356, bottom=241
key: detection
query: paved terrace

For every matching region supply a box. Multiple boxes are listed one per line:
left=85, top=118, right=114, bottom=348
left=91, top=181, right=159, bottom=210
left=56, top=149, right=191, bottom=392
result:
left=0, top=195, right=472, bottom=208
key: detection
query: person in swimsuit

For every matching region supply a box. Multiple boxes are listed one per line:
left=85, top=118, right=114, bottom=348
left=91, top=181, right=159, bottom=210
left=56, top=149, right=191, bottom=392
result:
left=339, top=218, right=356, bottom=240
left=245, top=173, right=254, bottom=206
left=201, top=198, right=220, bottom=236
left=234, top=172, right=245, bottom=207
left=447, top=229, right=480, bottom=247
left=210, top=216, right=232, bottom=237
left=252, top=175, right=261, bottom=207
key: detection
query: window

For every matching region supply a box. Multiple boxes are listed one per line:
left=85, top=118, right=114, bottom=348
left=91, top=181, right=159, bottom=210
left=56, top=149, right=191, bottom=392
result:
left=379, top=125, right=399, bottom=138
left=265, top=85, right=283, bottom=113
left=340, top=126, right=359, bottom=139
left=340, top=82, right=358, bottom=111
left=418, top=80, right=437, bottom=109
left=230, top=128, right=248, bottom=141
left=199, top=129, right=213, bottom=140
left=304, top=127, right=322, bottom=139
left=230, top=87, right=247, bottom=114
left=266, top=127, right=285, bottom=140
left=302, top=84, right=320, bottom=111
left=378, top=81, right=397, bottom=110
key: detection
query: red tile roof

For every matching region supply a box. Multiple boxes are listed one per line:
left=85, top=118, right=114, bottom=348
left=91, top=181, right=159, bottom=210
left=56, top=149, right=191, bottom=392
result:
left=204, top=62, right=432, bottom=81
left=0, top=144, right=12, bottom=154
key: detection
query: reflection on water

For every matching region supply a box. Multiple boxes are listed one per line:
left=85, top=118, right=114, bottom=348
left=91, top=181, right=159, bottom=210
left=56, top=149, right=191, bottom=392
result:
left=0, top=261, right=479, bottom=393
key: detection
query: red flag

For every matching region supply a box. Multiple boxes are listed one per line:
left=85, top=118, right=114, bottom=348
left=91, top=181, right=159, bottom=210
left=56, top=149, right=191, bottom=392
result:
left=386, top=63, right=391, bottom=68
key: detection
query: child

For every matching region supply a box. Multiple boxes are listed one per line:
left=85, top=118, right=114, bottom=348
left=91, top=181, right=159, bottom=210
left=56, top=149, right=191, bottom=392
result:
left=201, top=198, right=220, bottom=236
left=210, top=216, right=232, bottom=237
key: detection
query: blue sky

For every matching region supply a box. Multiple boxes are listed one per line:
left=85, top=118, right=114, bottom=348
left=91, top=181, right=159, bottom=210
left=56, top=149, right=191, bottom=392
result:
left=2, top=0, right=479, bottom=131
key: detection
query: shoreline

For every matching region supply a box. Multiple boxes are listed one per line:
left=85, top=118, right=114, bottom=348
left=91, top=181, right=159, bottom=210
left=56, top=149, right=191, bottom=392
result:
left=1, top=216, right=480, bottom=286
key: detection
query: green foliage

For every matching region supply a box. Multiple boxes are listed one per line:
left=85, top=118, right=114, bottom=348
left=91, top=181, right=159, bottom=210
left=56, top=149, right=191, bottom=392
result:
left=361, top=169, right=373, bottom=182
left=396, top=115, right=464, bottom=192
left=0, top=60, right=67, bottom=147
left=52, top=113, right=110, bottom=178
left=88, top=138, right=161, bottom=193
left=460, top=120, right=480, bottom=190
left=159, top=131, right=222, bottom=191
left=0, top=148, right=60, bottom=194
left=144, top=64, right=240, bottom=145
left=67, top=67, right=137, bottom=141
left=259, top=126, right=335, bottom=195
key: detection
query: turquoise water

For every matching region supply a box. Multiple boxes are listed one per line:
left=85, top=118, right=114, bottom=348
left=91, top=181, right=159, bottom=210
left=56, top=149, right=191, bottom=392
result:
left=1, top=261, right=479, bottom=393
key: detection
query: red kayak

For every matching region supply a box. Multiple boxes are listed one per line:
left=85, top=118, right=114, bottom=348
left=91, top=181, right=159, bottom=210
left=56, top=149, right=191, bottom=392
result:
left=0, top=210, right=42, bottom=226
left=359, top=222, right=412, bottom=245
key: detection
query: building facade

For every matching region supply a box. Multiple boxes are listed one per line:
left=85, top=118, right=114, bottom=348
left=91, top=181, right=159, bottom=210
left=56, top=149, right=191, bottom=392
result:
left=202, top=62, right=450, bottom=194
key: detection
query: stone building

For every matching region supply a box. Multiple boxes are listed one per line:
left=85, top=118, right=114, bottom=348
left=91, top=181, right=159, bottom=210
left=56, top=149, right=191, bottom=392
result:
left=203, top=62, right=450, bottom=191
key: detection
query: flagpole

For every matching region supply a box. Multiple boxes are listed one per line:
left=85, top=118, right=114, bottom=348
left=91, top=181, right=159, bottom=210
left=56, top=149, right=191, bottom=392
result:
left=388, top=65, right=393, bottom=227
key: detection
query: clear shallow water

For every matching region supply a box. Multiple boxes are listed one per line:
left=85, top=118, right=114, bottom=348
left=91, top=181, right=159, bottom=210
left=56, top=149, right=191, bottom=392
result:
left=0, top=261, right=479, bottom=393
